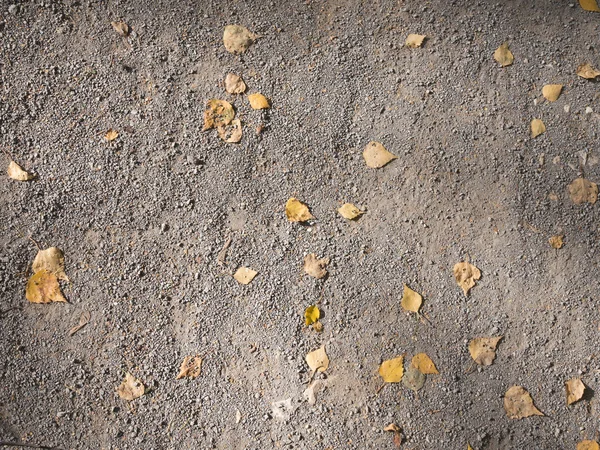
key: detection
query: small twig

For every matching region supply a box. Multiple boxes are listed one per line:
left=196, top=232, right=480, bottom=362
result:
left=376, top=383, right=386, bottom=395
left=0, top=442, right=63, bottom=450
left=0, top=307, right=22, bottom=318
left=27, top=236, right=41, bottom=251
left=217, top=236, right=232, bottom=266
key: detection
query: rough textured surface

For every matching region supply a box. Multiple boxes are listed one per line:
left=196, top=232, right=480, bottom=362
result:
left=1, top=1, right=599, bottom=449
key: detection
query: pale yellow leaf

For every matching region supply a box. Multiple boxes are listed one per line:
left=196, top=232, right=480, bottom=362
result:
left=503, top=385, right=544, bottom=419
left=26, top=270, right=67, bottom=304
left=411, top=353, right=439, bottom=374
left=304, top=305, right=320, bottom=326
left=401, top=284, right=422, bottom=313
left=468, top=336, right=502, bottom=366
left=7, top=161, right=35, bottom=181
left=223, top=25, right=256, bottom=54
left=493, top=42, right=514, bottom=67
left=405, top=34, right=426, bottom=48
left=579, top=0, right=600, bottom=12
left=363, top=141, right=397, bottom=168
left=577, top=63, right=600, bottom=79
left=116, top=372, right=145, bottom=401
left=565, top=378, right=585, bottom=405
left=338, top=203, right=363, bottom=220
left=203, top=99, right=235, bottom=131
left=542, top=84, right=563, bottom=102
left=104, top=129, right=119, bottom=141
left=379, top=356, right=404, bottom=383
left=224, top=73, right=246, bottom=94
left=453, top=261, right=481, bottom=296
left=176, top=356, right=203, bottom=379
left=248, top=93, right=270, bottom=110
left=568, top=178, right=598, bottom=205
left=306, top=345, right=329, bottom=373
left=111, top=21, right=130, bottom=37
left=32, top=247, right=69, bottom=281
left=548, top=235, right=564, bottom=249
left=285, top=197, right=314, bottom=222
left=531, top=119, right=545, bottom=138
left=303, top=253, right=330, bottom=279
left=233, top=267, right=257, bottom=285
left=578, top=441, right=600, bottom=450
left=218, top=118, right=242, bottom=143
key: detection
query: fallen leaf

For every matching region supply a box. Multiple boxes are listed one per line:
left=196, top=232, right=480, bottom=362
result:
left=285, top=197, right=314, bottom=222
left=577, top=63, right=600, bottom=79
left=411, top=353, right=439, bottom=374
left=531, top=119, right=546, bottom=138
left=271, top=398, right=295, bottom=422
left=223, top=25, right=256, bottom=54
left=111, top=21, right=130, bottom=37
left=32, top=247, right=69, bottom=281
left=401, top=284, right=422, bottom=313
left=7, top=161, right=35, bottom=181
left=402, top=366, right=425, bottom=392
left=303, top=253, right=330, bottom=279
left=203, top=99, right=235, bottom=131
left=235, top=409, right=242, bottom=424
left=579, top=0, right=600, bottom=12
left=303, top=380, right=322, bottom=405
left=304, top=305, right=320, bottom=326
left=384, top=424, right=402, bottom=448
left=384, top=423, right=401, bottom=432
left=578, top=441, right=600, bottom=450
left=565, top=378, right=585, bottom=405
left=338, top=203, right=363, bottom=220
left=549, top=235, right=564, bottom=249
left=453, top=261, right=481, bottom=296
left=233, top=267, right=258, bottom=285
left=176, top=355, right=203, bottom=379
left=306, top=345, right=329, bottom=373
left=379, top=356, right=404, bottom=383
left=217, top=118, right=243, bottom=143
left=405, top=34, right=426, bottom=48
left=363, top=141, right=397, bottom=168
left=468, top=445, right=474, bottom=450
left=493, top=42, right=514, bottom=67
left=116, top=372, right=145, bottom=401
left=26, top=270, right=67, bottom=304
left=568, top=178, right=598, bottom=204
left=248, top=93, right=270, bottom=110
left=542, top=84, right=563, bottom=102
left=503, top=385, right=544, bottom=419
left=69, top=311, right=91, bottom=336
left=104, top=129, right=119, bottom=141
left=468, top=336, right=502, bottom=366
left=224, top=73, right=247, bottom=94
left=312, top=321, right=324, bottom=332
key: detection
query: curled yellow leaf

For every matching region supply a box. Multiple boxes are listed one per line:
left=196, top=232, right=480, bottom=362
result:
left=493, top=42, right=514, bottom=67
left=304, top=305, right=320, bottom=326
left=285, top=197, right=314, bottom=222
left=531, top=119, right=545, bottom=138
left=411, top=353, right=439, bottom=374
left=338, top=203, right=363, bottom=220
left=542, top=84, right=563, bottom=102
left=579, top=0, right=600, bottom=12
left=248, top=93, right=270, bottom=110
left=379, top=356, right=404, bottom=383
left=401, top=284, right=422, bottom=313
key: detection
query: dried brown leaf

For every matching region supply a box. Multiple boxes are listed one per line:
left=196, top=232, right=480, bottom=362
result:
left=338, top=203, right=363, bottom=220
left=69, top=311, right=91, bottom=336
left=548, top=235, right=564, bottom=249
left=531, top=119, right=545, bottom=138
left=402, top=365, right=426, bottom=392
left=542, top=84, right=563, bottom=102
left=363, top=141, right=397, bottom=168
left=111, top=21, right=130, bottom=37
left=577, top=63, right=600, bottom=79
left=285, top=197, right=314, bottom=222
left=26, top=270, right=67, bottom=304
left=233, top=267, right=258, bottom=285
left=7, top=161, right=35, bottom=181
left=105, top=129, right=119, bottom=141
left=203, top=99, right=235, bottom=131
left=306, top=345, right=329, bottom=373
left=32, top=247, right=69, bottom=281
left=224, top=73, right=247, bottom=94
left=453, top=261, right=481, bottom=296
left=217, top=118, right=242, bottom=143
left=468, top=336, right=502, bottom=366
left=503, top=385, right=544, bottom=419
left=303, top=253, right=330, bottom=279
left=116, top=372, right=145, bottom=401
left=493, top=42, right=514, bottom=67
left=568, top=178, right=598, bottom=205
left=223, top=25, right=256, bottom=54
left=566, top=378, right=585, bottom=405
left=405, top=34, right=426, bottom=48
left=176, top=356, right=203, bottom=379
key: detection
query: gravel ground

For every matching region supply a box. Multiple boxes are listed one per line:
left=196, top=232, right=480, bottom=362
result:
left=1, top=1, right=600, bottom=449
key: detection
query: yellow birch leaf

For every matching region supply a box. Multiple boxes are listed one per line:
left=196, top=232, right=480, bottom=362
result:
left=248, top=93, right=270, bottom=110
left=233, top=267, right=258, bottom=285
left=363, top=141, right=397, bottom=168
left=379, top=356, right=404, bottom=383
left=503, top=385, right=544, bottom=419
left=306, top=345, right=329, bottom=373
left=411, top=353, right=439, bottom=374
left=405, top=34, right=426, bottom=48
left=223, top=25, right=256, bottom=54
left=203, top=99, right=235, bottom=131
left=7, top=161, right=35, bottom=181
left=304, top=305, right=320, bottom=326
left=577, top=63, right=600, bottom=79
left=493, top=42, right=514, bottom=67
left=579, top=0, right=600, bottom=11
left=116, top=372, right=145, bottom=401
left=338, top=203, right=363, bottom=220
left=401, top=284, right=422, bottom=313
left=176, top=356, right=203, bottom=379
left=565, top=378, right=585, bottom=405
left=548, top=235, right=564, bottom=249
left=32, top=247, right=69, bottom=281
left=578, top=441, right=600, bottom=450
left=26, top=270, right=67, bottom=304
left=453, top=261, right=481, bottom=296
left=568, top=178, right=598, bottom=205
left=468, top=336, right=502, bottom=366
left=542, top=84, right=563, bottom=102
left=531, top=119, right=545, bottom=138
left=285, top=197, right=314, bottom=222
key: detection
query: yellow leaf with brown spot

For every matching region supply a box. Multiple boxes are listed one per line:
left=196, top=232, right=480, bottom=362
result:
left=493, top=42, right=514, bottom=67
left=565, top=378, right=585, bottom=405
left=306, top=345, right=329, bottom=373
left=379, top=356, right=404, bottom=383
left=233, top=267, right=258, bottom=285
left=104, top=129, right=119, bottom=141
left=405, top=34, right=426, bottom=48
left=531, top=119, right=545, bottom=138
left=579, top=0, right=600, bottom=11
left=203, top=99, right=235, bottom=131
left=453, top=261, right=481, bottom=296
left=223, top=25, right=256, bottom=54
left=224, top=73, right=246, bottom=94
left=503, top=386, right=544, bottom=419
left=549, top=235, right=564, bottom=249
left=33, top=247, right=69, bottom=281
left=468, top=336, right=502, bottom=366
left=7, top=161, right=35, bottom=181
left=568, top=178, right=598, bottom=204
left=338, top=203, right=363, bottom=220
left=285, top=197, right=314, bottom=222
left=578, top=441, right=600, bottom=450
left=363, top=141, right=397, bottom=168
left=577, top=63, right=600, bottom=79
left=26, top=270, right=67, bottom=304
left=411, top=353, right=439, bottom=374
left=542, top=84, right=563, bottom=102
left=218, top=118, right=242, bottom=143
left=248, top=93, right=270, bottom=110
left=176, top=356, right=203, bottom=379
left=304, top=305, right=320, bottom=326
left=303, top=253, right=330, bottom=279
left=116, top=372, right=145, bottom=400
left=401, top=284, right=422, bottom=313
